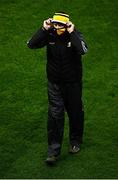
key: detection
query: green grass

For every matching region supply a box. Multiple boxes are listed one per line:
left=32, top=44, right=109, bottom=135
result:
left=0, top=0, right=118, bottom=178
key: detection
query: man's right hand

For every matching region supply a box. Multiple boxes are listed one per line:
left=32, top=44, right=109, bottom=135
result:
left=43, top=18, right=52, bottom=30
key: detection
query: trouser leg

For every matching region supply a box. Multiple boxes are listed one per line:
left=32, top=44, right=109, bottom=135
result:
left=63, top=82, right=84, bottom=145
left=47, top=81, right=65, bottom=156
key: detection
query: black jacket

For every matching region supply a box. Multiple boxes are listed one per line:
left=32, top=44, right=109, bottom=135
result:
left=27, top=27, right=88, bottom=83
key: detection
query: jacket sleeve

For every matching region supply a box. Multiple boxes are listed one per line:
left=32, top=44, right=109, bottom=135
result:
left=27, top=27, right=48, bottom=49
left=70, top=30, right=88, bottom=55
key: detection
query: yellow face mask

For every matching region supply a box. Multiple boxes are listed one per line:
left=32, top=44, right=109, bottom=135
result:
left=56, top=28, right=66, bottom=35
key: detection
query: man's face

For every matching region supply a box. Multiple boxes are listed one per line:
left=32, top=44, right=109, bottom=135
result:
left=53, top=23, right=66, bottom=35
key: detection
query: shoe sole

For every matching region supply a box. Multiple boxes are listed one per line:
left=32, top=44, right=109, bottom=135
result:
left=45, top=156, right=59, bottom=165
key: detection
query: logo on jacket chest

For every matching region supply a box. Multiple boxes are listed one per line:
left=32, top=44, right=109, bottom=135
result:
left=49, top=42, right=55, bottom=45
left=49, top=41, right=71, bottom=47
left=67, top=42, right=71, bottom=47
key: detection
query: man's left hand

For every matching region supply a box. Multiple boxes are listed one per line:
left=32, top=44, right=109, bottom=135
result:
left=66, top=21, right=74, bottom=33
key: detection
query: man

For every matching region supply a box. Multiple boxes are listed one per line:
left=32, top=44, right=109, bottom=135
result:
left=27, top=12, right=88, bottom=165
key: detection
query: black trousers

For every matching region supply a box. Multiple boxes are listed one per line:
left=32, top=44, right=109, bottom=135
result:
left=47, top=80, right=84, bottom=156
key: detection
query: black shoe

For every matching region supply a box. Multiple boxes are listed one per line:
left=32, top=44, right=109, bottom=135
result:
left=45, top=155, right=59, bottom=165
left=69, top=144, right=80, bottom=154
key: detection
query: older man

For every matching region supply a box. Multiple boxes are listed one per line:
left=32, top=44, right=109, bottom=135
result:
left=27, top=12, right=88, bottom=165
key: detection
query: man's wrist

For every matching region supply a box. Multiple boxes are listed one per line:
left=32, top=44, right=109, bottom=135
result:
left=68, top=30, right=74, bottom=34
left=69, top=30, right=75, bottom=34
left=42, top=26, right=48, bottom=31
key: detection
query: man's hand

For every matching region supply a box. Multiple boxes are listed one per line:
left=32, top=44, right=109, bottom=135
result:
left=43, top=18, right=52, bottom=31
left=66, top=21, right=74, bottom=33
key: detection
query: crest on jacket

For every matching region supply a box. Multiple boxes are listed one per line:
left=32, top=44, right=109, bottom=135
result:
left=67, top=42, right=71, bottom=47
